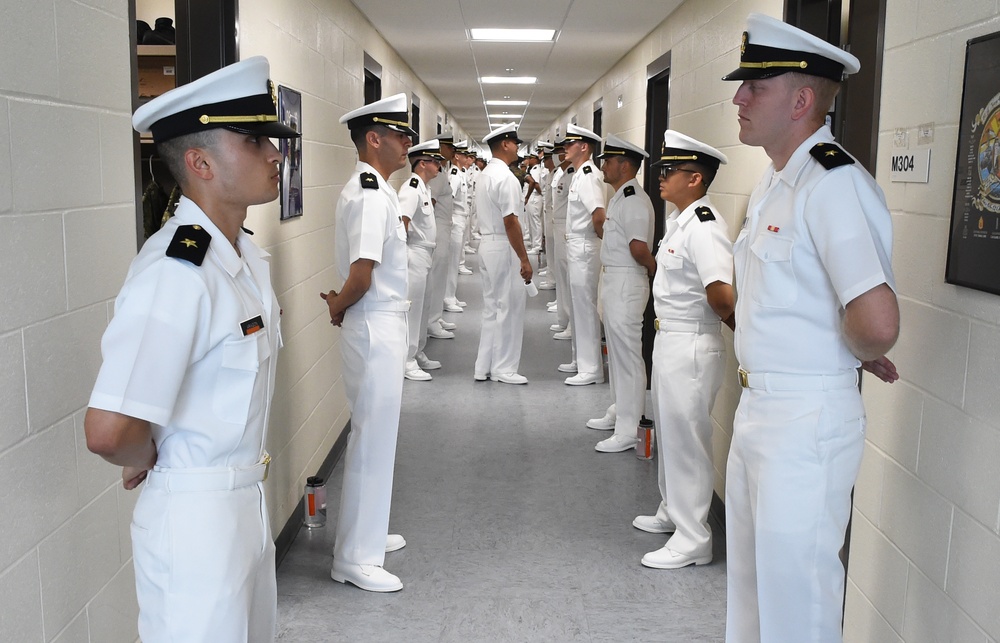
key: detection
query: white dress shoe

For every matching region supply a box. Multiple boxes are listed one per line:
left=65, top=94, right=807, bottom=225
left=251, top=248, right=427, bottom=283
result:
left=415, top=352, right=441, bottom=370
left=565, top=372, right=604, bottom=386
left=595, top=434, right=638, bottom=453
left=586, top=413, right=616, bottom=430
left=463, top=245, right=477, bottom=254
left=404, top=368, right=432, bottom=381
left=557, top=362, right=577, bottom=373
left=641, top=546, right=712, bottom=570
left=458, top=266, right=474, bottom=275
left=444, top=303, right=463, bottom=313
left=553, top=329, right=572, bottom=340
left=427, top=327, right=455, bottom=339
left=331, top=561, right=403, bottom=592
left=473, top=372, right=490, bottom=381
left=537, top=282, right=556, bottom=290
left=456, top=300, right=467, bottom=307
left=385, top=534, right=406, bottom=552
left=549, top=323, right=566, bottom=332
left=496, top=372, right=528, bottom=385
left=632, top=515, right=676, bottom=534
left=439, top=320, right=458, bottom=330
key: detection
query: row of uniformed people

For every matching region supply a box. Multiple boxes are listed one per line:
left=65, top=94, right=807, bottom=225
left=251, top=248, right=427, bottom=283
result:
left=87, top=11, right=898, bottom=643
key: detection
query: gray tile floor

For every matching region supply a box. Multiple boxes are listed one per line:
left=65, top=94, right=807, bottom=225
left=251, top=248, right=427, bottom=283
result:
left=276, top=250, right=727, bottom=642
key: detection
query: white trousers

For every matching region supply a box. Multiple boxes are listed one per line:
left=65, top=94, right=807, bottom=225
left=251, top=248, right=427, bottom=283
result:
left=131, top=483, right=276, bottom=643
left=526, top=196, right=543, bottom=248
left=335, top=309, right=406, bottom=566
left=406, top=245, right=433, bottom=361
left=650, top=329, right=725, bottom=558
left=566, top=237, right=602, bottom=376
left=551, top=218, right=570, bottom=329
left=599, top=270, right=649, bottom=436
left=725, top=386, right=865, bottom=643
left=423, top=215, right=453, bottom=336
left=444, top=214, right=468, bottom=304
left=475, top=238, right=526, bottom=376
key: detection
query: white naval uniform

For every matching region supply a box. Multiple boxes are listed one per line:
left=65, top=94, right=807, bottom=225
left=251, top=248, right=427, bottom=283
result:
left=423, top=164, right=456, bottom=338
left=89, top=196, right=280, bottom=643
left=649, top=195, right=732, bottom=563
left=566, top=159, right=605, bottom=378
left=398, top=173, right=436, bottom=363
left=726, top=126, right=895, bottom=643
left=444, top=166, right=469, bottom=306
left=334, top=162, right=409, bottom=568
left=551, top=166, right=574, bottom=330
left=598, top=179, right=653, bottom=437
left=474, top=157, right=527, bottom=377
left=526, top=164, right=546, bottom=250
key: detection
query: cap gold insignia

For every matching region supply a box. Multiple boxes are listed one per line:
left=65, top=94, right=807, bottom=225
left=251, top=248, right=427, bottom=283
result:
left=741, top=31, right=748, bottom=55
left=269, top=80, right=277, bottom=105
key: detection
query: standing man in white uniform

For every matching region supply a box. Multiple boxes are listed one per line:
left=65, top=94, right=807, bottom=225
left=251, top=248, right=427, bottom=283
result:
left=443, top=141, right=472, bottom=313
left=526, top=150, right=547, bottom=253
left=722, top=14, right=900, bottom=641
left=536, top=143, right=557, bottom=290
left=549, top=141, right=575, bottom=336
left=633, top=130, right=734, bottom=571
left=424, top=134, right=458, bottom=339
left=563, top=124, right=607, bottom=385
left=322, top=93, right=415, bottom=593
left=85, top=57, right=300, bottom=642
left=589, top=135, right=655, bottom=453
left=474, top=123, right=533, bottom=384
left=399, top=140, right=444, bottom=381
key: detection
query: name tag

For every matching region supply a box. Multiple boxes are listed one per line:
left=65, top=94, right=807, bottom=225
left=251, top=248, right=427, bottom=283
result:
left=241, top=315, right=264, bottom=336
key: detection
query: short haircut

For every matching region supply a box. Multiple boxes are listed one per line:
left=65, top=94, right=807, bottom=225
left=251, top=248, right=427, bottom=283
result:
left=784, top=71, right=841, bottom=123
left=350, top=123, right=391, bottom=149
left=675, top=162, right=717, bottom=192
left=156, top=129, right=222, bottom=189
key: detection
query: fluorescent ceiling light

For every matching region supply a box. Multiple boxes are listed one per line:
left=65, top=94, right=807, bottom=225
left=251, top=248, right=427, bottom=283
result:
left=487, top=114, right=521, bottom=119
left=470, top=28, right=556, bottom=42
left=485, top=100, right=528, bottom=106
left=480, top=76, right=536, bottom=84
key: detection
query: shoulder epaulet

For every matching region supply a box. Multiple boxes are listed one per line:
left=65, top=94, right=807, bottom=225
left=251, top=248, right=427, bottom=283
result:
left=809, top=142, right=855, bottom=170
left=166, top=224, right=211, bottom=266
left=583, top=165, right=593, bottom=175
left=567, top=166, right=576, bottom=174
left=623, top=185, right=636, bottom=197
left=240, top=226, right=254, bottom=235
left=409, top=177, right=419, bottom=188
left=360, top=172, right=379, bottom=190
left=451, top=167, right=458, bottom=175
left=695, top=206, right=716, bottom=222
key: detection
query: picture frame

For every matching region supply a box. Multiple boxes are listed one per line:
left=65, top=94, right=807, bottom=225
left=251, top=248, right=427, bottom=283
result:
left=945, top=30, right=1000, bottom=295
left=277, top=85, right=303, bottom=220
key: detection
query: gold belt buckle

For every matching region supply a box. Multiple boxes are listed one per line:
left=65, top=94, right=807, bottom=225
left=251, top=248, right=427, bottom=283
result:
left=654, top=319, right=660, bottom=331
left=738, top=367, right=749, bottom=388
left=262, top=453, right=271, bottom=481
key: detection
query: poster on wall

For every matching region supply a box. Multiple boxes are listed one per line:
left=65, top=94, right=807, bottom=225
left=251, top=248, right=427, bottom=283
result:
left=946, top=31, right=1000, bottom=295
left=278, top=85, right=303, bottom=220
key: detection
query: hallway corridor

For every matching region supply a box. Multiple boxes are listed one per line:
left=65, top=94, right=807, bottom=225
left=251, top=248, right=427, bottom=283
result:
left=274, top=252, right=727, bottom=642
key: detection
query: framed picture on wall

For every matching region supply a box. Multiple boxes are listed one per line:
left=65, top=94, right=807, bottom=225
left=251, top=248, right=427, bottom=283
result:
left=278, top=85, right=303, bottom=220
left=945, top=30, right=1000, bottom=295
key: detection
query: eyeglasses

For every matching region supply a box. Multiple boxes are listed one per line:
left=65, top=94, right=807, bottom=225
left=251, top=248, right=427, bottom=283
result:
left=659, top=167, right=698, bottom=178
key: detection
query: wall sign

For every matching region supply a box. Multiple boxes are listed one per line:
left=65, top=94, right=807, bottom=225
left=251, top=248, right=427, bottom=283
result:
left=945, top=30, right=1000, bottom=295
left=889, top=149, right=931, bottom=183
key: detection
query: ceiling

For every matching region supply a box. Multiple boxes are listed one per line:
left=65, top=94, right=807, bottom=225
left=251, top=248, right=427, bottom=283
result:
left=349, top=0, right=684, bottom=147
